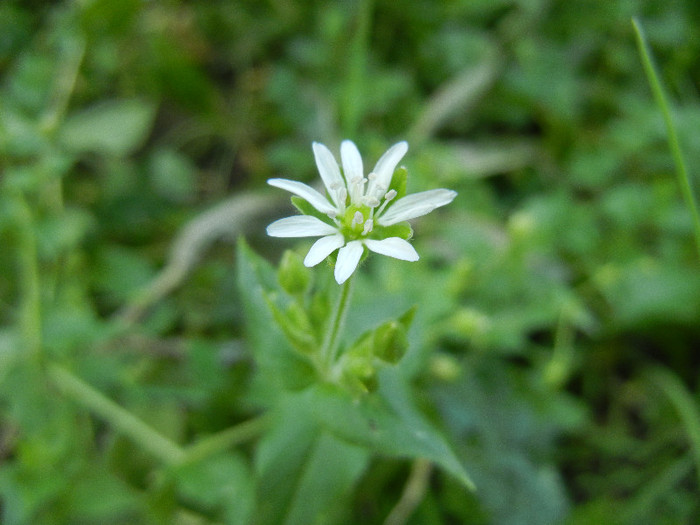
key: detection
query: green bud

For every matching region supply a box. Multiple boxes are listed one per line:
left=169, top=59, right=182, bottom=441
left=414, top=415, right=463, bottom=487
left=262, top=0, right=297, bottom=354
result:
left=278, top=250, right=310, bottom=295
left=340, top=353, right=378, bottom=395
left=448, top=308, right=490, bottom=347
left=430, top=353, right=461, bottom=382
left=373, top=320, right=409, bottom=364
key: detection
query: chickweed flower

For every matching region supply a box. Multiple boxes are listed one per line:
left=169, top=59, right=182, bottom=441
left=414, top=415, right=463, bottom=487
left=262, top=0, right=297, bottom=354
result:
left=267, top=140, right=457, bottom=284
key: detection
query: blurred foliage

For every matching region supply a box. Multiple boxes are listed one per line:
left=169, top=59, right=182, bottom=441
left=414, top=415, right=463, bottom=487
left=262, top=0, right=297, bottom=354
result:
left=2, top=0, right=700, bottom=523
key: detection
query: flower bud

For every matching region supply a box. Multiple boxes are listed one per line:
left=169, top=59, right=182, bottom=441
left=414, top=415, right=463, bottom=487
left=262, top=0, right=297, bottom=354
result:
left=373, top=320, right=409, bottom=364
left=278, top=250, right=310, bottom=295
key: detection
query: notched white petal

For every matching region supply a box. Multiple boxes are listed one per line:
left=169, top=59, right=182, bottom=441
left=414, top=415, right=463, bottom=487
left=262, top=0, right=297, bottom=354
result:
left=340, top=140, right=363, bottom=182
left=304, top=234, right=345, bottom=267
left=372, top=141, right=408, bottom=192
left=334, top=240, right=364, bottom=284
left=377, top=188, right=457, bottom=226
left=266, top=215, right=338, bottom=237
left=312, top=142, right=344, bottom=203
left=267, top=178, right=337, bottom=215
left=364, top=237, right=419, bottom=261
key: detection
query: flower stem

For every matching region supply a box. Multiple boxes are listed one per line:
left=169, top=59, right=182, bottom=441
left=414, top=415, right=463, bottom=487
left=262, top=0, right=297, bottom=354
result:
left=321, top=276, right=355, bottom=371
left=47, top=364, right=186, bottom=466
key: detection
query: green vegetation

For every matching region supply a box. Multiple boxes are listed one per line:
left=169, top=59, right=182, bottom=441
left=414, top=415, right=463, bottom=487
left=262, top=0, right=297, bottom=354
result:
left=1, top=1, right=700, bottom=523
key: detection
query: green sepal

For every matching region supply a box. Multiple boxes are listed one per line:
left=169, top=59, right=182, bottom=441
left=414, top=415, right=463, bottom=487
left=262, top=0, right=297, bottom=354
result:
left=341, top=305, right=417, bottom=391
left=388, top=166, right=408, bottom=200
left=339, top=352, right=378, bottom=396
left=291, top=196, right=332, bottom=223
left=372, top=222, right=413, bottom=241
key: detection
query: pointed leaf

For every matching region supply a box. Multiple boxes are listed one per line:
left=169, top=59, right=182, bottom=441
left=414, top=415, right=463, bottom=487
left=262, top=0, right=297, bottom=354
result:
left=255, top=396, right=369, bottom=525
left=236, top=239, right=315, bottom=393
left=309, top=373, right=475, bottom=490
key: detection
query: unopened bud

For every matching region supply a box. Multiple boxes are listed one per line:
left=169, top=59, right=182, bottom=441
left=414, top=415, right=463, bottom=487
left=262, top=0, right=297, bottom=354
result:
left=278, top=250, right=310, bottom=295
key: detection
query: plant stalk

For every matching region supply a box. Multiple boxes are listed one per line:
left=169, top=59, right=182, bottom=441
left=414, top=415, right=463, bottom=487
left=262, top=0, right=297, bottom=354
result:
left=321, top=276, right=355, bottom=370
left=48, top=364, right=186, bottom=466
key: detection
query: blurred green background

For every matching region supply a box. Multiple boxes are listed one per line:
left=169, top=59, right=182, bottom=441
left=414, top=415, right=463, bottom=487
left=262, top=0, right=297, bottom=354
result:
left=2, top=0, right=700, bottom=523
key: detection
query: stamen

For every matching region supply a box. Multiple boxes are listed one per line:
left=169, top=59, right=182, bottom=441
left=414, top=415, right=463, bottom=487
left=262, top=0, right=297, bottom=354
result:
left=362, top=219, right=374, bottom=235
left=373, top=185, right=387, bottom=200
left=364, top=196, right=380, bottom=208
left=376, top=189, right=397, bottom=216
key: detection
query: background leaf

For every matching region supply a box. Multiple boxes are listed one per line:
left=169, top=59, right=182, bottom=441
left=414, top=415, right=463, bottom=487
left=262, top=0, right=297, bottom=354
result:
left=59, top=99, right=155, bottom=156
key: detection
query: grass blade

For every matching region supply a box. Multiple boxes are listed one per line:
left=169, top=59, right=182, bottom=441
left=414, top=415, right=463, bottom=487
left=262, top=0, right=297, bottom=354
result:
left=632, top=18, right=700, bottom=260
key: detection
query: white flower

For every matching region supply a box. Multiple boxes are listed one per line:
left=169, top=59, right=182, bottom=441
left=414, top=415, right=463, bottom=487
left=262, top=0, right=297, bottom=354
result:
left=266, top=140, right=457, bottom=284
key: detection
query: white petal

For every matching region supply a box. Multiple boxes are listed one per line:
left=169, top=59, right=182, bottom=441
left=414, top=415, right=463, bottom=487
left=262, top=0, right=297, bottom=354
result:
left=334, top=240, right=364, bottom=284
left=340, top=140, right=363, bottom=181
left=377, top=189, right=457, bottom=226
left=372, top=141, right=408, bottom=192
left=267, top=178, right=337, bottom=215
left=312, top=142, right=345, bottom=205
left=364, top=237, right=419, bottom=261
left=266, top=215, right=338, bottom=237
left=304, top=234, right=345, bottom=267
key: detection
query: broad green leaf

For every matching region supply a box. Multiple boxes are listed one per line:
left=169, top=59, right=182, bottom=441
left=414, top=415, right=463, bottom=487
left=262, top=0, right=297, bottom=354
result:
left=305, top=373, right=475, bottom=490
left=60, top=99, right=155, bottom=156
left=173, top=452, right=254, bottom=525
left=255, top=395, right=369, bottom=525
left=66, top=468, right=143, bottom=523
left=265, top=296, right=318, bottom=355
left=236, top=239, right=316, bottom=394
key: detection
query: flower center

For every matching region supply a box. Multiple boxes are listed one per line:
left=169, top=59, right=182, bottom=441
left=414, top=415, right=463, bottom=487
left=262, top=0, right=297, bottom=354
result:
left=340, top=205, right=373, bottom=240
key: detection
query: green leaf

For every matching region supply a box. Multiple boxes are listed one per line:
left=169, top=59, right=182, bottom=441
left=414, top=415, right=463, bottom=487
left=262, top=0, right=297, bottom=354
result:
left=309, top=372, right=475, bottom=490
left=255, top=397, right=369, bottom=525
left=67, top=468, right=143, bottom=523
left=264, top=294, right=318, bottom=356
left=148, top=148, right=196, bottom=203
left=236, top=239, right=316, bottom=394
left=173, top=452, right=254, bottom=525
left=59, top=99, right=156, bottom=156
